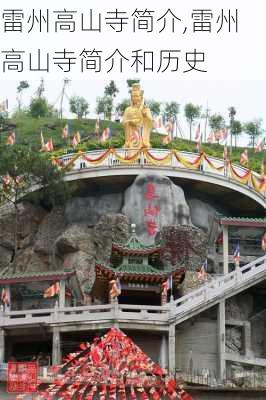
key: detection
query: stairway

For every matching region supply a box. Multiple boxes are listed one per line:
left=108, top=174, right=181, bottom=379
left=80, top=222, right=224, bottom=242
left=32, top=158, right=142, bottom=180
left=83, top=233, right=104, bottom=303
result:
left=170, top=255, right=266, bottom=325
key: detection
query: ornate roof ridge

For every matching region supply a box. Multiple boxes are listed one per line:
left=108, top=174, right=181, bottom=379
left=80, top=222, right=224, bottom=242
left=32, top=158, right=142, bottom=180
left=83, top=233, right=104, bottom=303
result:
left=0, top=269, right=75, bottom=283
left=216, top=213, right=266, bottom=226
left=112, top=223, right=161, bottom=252
left=96, top=262, right=185, bottom=277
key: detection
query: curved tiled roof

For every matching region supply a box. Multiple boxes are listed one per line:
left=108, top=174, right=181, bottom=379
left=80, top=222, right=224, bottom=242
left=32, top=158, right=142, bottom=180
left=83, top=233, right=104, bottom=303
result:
left=0, top=270, right=75, bottom=284
left=217, top=214, right=266, bottom=227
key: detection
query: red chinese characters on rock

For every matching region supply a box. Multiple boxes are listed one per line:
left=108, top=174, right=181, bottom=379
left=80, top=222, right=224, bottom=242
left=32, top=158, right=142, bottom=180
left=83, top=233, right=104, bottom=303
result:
left=144, top=183, right=160, bottom=237
left=7, top=362, right=38, bottom=393
left=144, top=182, right=158, bottom=201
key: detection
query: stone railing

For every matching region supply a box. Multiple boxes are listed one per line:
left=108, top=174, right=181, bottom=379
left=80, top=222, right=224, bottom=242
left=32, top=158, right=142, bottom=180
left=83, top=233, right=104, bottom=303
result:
left=170, top=255, right=266, bottom=323
left=0, top=302, right=169, bottom=327
left=1, top=256, right=265, bottom=328
left=58, top=148, right=265, bottom=200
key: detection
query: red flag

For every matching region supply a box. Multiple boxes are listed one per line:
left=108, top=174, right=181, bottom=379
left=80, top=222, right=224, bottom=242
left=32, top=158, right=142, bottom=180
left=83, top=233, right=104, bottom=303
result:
left=197, top=261, right=207, bottom=281
left=61, top=124, right=68, bottom=139
left=233, top=243, right=240, bottom=266
left=261, top=160, right=265, bottom=180
left=223, top=145, right=228, bottom=160
left=194, top=123, right=201, bottom=141
left=262, top=233, right=266, bottom=251
left=130, top=386, right=137, bottom=400
left=40, top=131, right=44, bottom=147
left=110, top=278, right=121, bottom=299
left=76, top=131, right=81, bottom=143
left=162, top=280, right=169, bottom=296
left=220, top=128, right=228, bottom=142
left=2, top=175, right=11, bottom=191
left=108, top=383, right=116, bottom=400
left=196, top=134, right=202, bottom=152
left=240, top=149, right=248, bottom=165
left=207, top=131, right=214, bottom=143
left=255, top=138, right=265, bottom=153
left=43, top=282, right=60, bottom=298
left=95, top=116, right=100, bottom=135
left=65, top=287, right=73, bottom=299
left=101, top=127, right=111, bottom=142
left=214, top=130, right=222, bottom=141
left=1, top=288, right=9, bottom=306
left=72, top=135, right=78, bottom=149
left=6, top=131, right=15, bottom=145
left=41, top=138, right=54, bottom=152
left=150, top=387, right=161, bottom=400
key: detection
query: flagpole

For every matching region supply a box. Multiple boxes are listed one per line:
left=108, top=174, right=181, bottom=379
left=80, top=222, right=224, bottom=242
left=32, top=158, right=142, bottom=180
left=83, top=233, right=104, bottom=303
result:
left=204, top=101, right=210, bottom=143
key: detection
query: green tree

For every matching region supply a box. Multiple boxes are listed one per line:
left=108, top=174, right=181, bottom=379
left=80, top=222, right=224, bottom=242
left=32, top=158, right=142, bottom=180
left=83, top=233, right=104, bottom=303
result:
left=116, top=99, right=130, bottom=115
left=29, top=97, right=52, bottom=118
left=146, top=100, right=161, bottom=117
left=243, top=119, right=263, bottom=149
left=0, top=145, right=68, bottom=260
left=184, top=103, right=201, bottom=141
left=69, top=96, right=89, bottom=119
left=209, top=113, right=225, bottom=142
left=104, top=81, right=119, bottom=99
left=96, top=96, right=113, bottom=120
left=163, top=102, right=179, bottom=138
left=17, top=80, right=29, bottom=111
left=126, top=79, right=140, bottom=89
left=231, top=120, right=242, bottom=149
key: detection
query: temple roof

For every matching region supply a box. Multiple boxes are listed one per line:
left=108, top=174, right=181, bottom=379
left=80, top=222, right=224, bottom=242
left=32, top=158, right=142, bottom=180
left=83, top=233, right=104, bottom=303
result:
left=217, top=214, right=266, bottom=227
left=96, top=263, right=185, bottom=284
left=112, top=224, right=161, bottom=256
left=116, top=263, right=163, bottom=274
left=0, top=269, right=75, bottom=284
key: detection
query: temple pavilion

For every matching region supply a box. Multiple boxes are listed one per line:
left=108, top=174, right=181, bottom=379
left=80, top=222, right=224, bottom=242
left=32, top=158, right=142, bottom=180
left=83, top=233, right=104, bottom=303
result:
left=92, top=225, right=185, bottom=306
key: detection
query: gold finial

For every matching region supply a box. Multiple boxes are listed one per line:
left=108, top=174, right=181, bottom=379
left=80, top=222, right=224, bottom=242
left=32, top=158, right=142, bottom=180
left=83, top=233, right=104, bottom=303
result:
left=131, top=223, right=136, bottom=234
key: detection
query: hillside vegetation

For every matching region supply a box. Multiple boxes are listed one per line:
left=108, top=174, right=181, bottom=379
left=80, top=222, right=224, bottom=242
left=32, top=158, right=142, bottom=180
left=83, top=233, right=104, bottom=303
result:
left=0, top=116, right=264, bottom=173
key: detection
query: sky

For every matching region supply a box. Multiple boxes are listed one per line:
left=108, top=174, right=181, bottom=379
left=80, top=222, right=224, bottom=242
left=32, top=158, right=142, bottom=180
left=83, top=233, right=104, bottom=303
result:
left=1, top=78, right=266, bottom=146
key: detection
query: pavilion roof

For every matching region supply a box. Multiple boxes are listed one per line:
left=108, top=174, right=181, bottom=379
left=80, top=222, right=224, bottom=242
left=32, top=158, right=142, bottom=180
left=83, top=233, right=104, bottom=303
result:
left=0, top=269, right=75, bottom=285
left=217, top=214, right=266, bottom=227
left=96, top=263, right=185, bottom=284
left=112, top=225, right=161, bottom=256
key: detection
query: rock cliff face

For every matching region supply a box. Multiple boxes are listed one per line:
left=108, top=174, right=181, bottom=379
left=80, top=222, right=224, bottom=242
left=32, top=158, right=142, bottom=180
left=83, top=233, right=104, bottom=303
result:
left=0, top=174, right=222, bottom=296
left=65, top=193, right=123, bottom=225
left=122, top=173, right=191, bottom=244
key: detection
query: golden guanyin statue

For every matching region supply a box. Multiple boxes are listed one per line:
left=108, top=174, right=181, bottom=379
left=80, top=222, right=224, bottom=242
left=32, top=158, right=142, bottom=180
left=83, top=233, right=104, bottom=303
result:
left=122, top=83, right=153, bottom=148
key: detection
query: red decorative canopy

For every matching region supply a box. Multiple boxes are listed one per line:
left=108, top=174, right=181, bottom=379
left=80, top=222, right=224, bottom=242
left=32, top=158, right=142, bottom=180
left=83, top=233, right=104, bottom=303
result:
left=35, top=328, right=193, bottom=400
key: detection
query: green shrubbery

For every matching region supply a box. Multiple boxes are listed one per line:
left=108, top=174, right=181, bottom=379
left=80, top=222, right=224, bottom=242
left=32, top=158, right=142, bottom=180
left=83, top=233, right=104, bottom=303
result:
left=1, top=116, right=264, bottom=173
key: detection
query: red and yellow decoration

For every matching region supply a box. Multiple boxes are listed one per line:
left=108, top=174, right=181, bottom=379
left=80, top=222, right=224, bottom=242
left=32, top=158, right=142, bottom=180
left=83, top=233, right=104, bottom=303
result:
left=35, top=328, right=193, bottom=400
left=51, top=148, right=266, bottom=195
